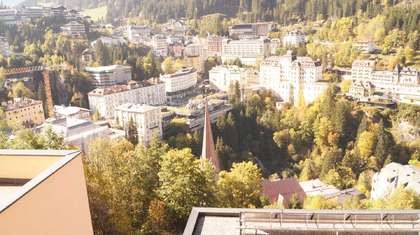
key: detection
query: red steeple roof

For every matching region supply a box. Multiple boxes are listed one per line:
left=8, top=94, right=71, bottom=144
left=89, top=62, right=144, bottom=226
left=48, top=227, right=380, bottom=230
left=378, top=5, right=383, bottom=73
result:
left=201, top=100, right=220, bottom=172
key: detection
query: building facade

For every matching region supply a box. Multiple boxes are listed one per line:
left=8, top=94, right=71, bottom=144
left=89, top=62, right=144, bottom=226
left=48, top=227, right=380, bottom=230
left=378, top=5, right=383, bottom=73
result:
left=88, top=81, right=166, bottom=119
left=350, top=60, right=420, bottom=104
left=125, top=25, right=150, bottom=43
left=61, top=21, right=86, bottom=37
left=209, top=65, right=252, bottom=92
left=115, top=104, right=162, bottom=146
left=85, top=65, right=132, bottom=87
left=221, top=38, right=270, bottom=66
left=2, top=98, right=45, bottom=127
left=259, top=51, right=327, bottom=106
left=206, top=35, right=223, bottom=57
left=159, top=67, right=198, bottom=93
left=151, top=34, right=168, bottom=57
left=283, top=30, right=306, bottom=47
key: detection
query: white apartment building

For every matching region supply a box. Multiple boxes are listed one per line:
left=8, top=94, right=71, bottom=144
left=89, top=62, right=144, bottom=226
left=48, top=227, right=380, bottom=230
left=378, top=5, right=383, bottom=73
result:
left=85, top=65, right=132, bottom=87
left=125, top=25, right=151, bottom=43
left=0, top=9, right=17, bottom=25
left=152, top=34, right=168, bottom=57
left=351, top=60, right=420, bottom=104
left=61, top=21, right=86, bottom=37
left=283, top=30, right=306, bottom=47
left=371, top=162, right=420, bottom=200
left=159, top=67, right=197, bottom=93
left=221, top=38, right=270, bottom=66
left=259, top=51, right=327, bottom=106
left=115, top=104, right=162, bottom=146
left=88, top=81, right=166, bottom=119
left=209, top=65, right=245, bottom=92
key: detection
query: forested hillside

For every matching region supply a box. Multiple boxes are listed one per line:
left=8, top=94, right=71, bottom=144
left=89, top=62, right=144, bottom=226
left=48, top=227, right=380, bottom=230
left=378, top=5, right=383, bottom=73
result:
left=22, top=0, right=417, bottom=24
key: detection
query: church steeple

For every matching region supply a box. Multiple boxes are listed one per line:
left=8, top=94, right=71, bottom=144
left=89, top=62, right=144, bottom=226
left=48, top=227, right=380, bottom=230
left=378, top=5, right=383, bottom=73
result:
left=201, top=99, right=220, bottom=172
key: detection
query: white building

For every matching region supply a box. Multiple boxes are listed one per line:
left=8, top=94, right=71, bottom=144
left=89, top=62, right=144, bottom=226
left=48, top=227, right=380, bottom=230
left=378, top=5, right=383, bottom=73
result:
left=91, top=36, right=127, bottom=47
left=209, top=65, right=250, bottom=92
left=54, top=105, right=91, bottom=120
left=270, top=38, right=281, bottom=55
left=371, top=162, right=420, bottom=200
left=85, top=65, right=132, bottom=87
left=152, top=34, right=168, bottom=57
left=38, top=117, right=125, bottom=152
left=61, top=21, right=86, bottom=37
left=124, top=25, right=150, bottom=43
left=283, top=30, right=306, bottom=47
left=115, top=104, right=162, bottom=146
left=88, top=80, right=166, bottom=119
left=0, top=9, right=17, bottom=25
left=159, top=67, right=197, bottom=93
left=351, top=60, right=420, bottom=104
left=259, top=51, right=327, bottom=106
left=221, top=38, right=270, bottom=66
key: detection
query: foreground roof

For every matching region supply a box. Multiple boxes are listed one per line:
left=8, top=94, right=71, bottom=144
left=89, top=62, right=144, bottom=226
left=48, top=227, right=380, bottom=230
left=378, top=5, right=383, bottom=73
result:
left=184, top=207, right=420, bottom=235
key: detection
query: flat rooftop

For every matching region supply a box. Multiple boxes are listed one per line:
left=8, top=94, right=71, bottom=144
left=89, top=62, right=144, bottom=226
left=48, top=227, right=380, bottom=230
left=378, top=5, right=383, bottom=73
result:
left=0, top=149, right=80, bottom=213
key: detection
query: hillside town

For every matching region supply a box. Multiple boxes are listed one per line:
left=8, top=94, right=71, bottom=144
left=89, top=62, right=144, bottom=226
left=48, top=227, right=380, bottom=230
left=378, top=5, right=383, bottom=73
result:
left=0, top=1, right=419, bottom=234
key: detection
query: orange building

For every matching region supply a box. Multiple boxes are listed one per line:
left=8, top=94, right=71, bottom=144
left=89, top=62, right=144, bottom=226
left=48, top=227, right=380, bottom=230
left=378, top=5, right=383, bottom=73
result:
left=0, top=149, right=93, bottom=235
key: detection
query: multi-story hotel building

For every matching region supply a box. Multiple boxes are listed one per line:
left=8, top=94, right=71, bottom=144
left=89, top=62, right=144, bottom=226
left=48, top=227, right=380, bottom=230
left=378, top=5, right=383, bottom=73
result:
left=159, top=67, right=198, bottom=93
left=350, top=60, right=420, bottom=104
left=88, top=80, right=166, bottom=119
left=221, top=38, right=270, bottom=66
left=115, top=104, right=162, bottom=146
left=61, top=21, right=86, bottom=37
left=1, top=98, right=45, bottom=127
left=282, top=30, right=306, bottom=47
left=151, top=34, right=168, bottom=57
left=0, top=36, right=10, bottom=57
left=85, top=65, right=132, bottom=88
left=124, top=24, right=151, bottom=43
left=260, top=51, right=328, bottom=106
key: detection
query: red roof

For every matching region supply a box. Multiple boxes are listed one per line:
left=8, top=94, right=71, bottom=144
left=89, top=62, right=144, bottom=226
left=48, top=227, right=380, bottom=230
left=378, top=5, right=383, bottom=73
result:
left=262, top=178, right=305, bottom=207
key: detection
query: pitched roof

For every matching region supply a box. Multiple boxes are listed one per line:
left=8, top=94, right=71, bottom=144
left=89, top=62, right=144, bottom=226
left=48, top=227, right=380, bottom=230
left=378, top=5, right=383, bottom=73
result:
left=262, top=178, right=305, bottom=207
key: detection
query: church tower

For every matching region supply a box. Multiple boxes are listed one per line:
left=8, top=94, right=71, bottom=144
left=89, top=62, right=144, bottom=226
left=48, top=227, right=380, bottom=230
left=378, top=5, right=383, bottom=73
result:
left=201, top=100, right=220, bottom=172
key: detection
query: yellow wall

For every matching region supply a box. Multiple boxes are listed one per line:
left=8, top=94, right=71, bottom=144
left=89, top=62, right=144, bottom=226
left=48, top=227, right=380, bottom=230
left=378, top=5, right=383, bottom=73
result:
left=0, top=156, right=61, bottom=179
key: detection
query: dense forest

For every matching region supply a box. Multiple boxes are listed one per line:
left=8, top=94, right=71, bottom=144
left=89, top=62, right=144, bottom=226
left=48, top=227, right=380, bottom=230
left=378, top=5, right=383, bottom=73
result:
left=20, top=0, right=417, bottom=25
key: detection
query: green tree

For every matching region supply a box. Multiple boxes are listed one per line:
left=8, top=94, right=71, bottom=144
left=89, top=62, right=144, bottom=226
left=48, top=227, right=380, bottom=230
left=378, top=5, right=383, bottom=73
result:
left=162, top=57, right=176, bottom=74
left=303, top=196, right=338, bottom=209
left=217, top=161, right=264, bottom=208
left=157, top=148, right=216, bottom=225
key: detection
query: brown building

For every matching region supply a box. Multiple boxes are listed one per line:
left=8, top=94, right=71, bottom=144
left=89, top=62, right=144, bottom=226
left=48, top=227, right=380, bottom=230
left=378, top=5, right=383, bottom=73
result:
left=207, top=35, right=223, bottom=57
left=2, top=97, right=45, bottom=127
left=0, top=149, right=93, bottom=235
